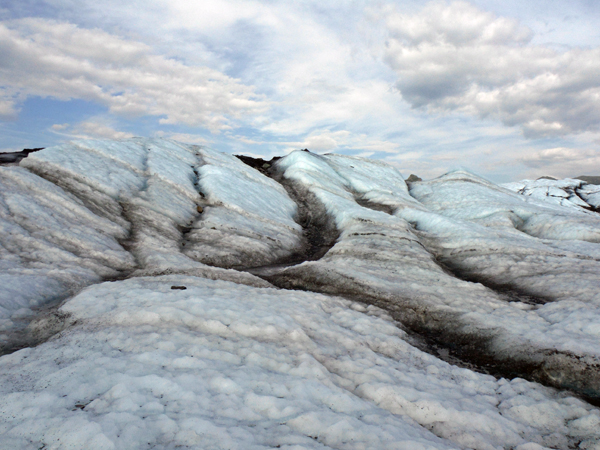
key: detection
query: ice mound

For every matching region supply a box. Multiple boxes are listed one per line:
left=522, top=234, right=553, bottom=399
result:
left=0, top=166, right=135, bottom=347
left=2, top=139, right=307, bottom=350
left=20, top=138, right=303, bottom=271
left=405, top=171, right=600, bottom=303
left=1, top=276, right=598, bottom=450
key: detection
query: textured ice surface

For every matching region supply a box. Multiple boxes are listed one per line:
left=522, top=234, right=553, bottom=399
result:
left=1, top=275, right=598, bottom=450
left=21, top=138, right=302, bottom=272
left=0, top=166, right=135, bottom=344
left=414, top=171, right=600, bottom=242
left=3, top=139, right=600, bottom=448
left=183, top=148, right=302, bottom=268
left=503, top=177, right=600, bottom=212
left=270, top=152, right=600, bottom=397
left=407, top=172, right=600, bottom=303
left=2, top=139, right=302, bottom=347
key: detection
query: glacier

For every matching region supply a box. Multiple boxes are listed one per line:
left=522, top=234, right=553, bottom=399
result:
left=1, top=138, right=600, bottom=449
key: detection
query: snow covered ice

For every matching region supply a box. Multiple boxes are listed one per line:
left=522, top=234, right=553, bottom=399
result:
left=1, top=138, right=600, bottom=449
left=2, top=276, right=600, bottom=449
left=269, top=152, right=600, bottom=398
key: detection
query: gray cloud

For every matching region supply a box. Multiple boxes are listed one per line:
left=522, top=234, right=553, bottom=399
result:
left=383, top=1, right=600, bottom=137
left=0, top=18, right=267, bottom=132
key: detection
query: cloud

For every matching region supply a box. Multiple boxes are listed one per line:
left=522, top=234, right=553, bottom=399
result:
left=51, top=120, right=135, bottom=139
left=272, top=129, right=401, bottom=155
left=518, top=146, right=600, bottom=178
left=154, top=132, right=209, bottom=146
left=383, top=1, right=600, bottom=138
left=0, top=96, right=17, bottom=119
left=0, top=18, right=267, bottom=132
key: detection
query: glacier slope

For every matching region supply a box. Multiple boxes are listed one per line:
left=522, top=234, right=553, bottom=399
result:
left=1, top=138, right=600, bottom=448
left=2, top=139, right=311, bottom=352
left=267, top=151, right=600, bottom=398
left=502, top=178, right=600, bottom=212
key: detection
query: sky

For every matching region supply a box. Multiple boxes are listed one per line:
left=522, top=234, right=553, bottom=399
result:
left=1, top=0, right=600, bottom=182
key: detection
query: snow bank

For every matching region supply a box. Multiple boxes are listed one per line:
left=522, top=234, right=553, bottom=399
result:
left=1, top=275, right=598, bottom=450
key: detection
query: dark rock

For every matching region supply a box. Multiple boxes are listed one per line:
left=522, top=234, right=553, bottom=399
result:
left=575, top=176, right=600, bottom=185
left=0, top=147, right=44, bottom=165
left=406, top=174, right=422, bottom=182
left=234, top=154, right=282, bottom=176
left=170, top=286, right=187, bottom=290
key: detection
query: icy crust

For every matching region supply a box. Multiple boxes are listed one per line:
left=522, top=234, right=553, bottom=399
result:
left=270, top=151, right=600, bottom=398
left=411, top=171, right=600, bottom=242
left=0, top=166, right=135, bottom=344
left=2, top=138, right=306, bottom=348
left=405, top=172, right=600, bottom=304
left=183, top=148, right=303, bottom=268
left=503, top=178, right=600, bottom=211
left=20, top=138, right=303, bottom=273
left=1, top=276, right=599, bottom=450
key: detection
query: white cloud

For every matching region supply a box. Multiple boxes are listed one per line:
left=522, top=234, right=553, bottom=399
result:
left=383, top=1, right=600, bottom=137
left=0, top=96, right=17, bottom=119
left=518, top=146, right=600, bottom=178
left=154, top=132, right=209, bottom=146
left=51, top=120, right=135, bottom=140
left=272, top=129, right=401, bottom=155
left=0, top=18, right=267, bottom=132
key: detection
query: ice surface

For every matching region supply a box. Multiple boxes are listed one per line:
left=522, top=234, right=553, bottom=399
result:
left=3, top=138, right=302, bottom=348
left=413, top=171, right=600, bottom=242
left=183, top=148, right=303, bottom=268
left=1, top=275, right=598, bottom=450
left=406, top=172, right=600, bottom=304
left=270, top=152, right=600, bottom=398
left=503, top=177, right=600, bottom=212
left=21, top=138, right=303, bottom=272
left=3, top=139, right=600, bottom=448
left=0, top=165, right=135, bottom=345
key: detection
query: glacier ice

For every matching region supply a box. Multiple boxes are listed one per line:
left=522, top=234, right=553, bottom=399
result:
left=1, top=138, right=600, bottom=449
left=1, top=276, right=599, bottom=449
left=502, top=177, right=600, bottom=212
left=268, top=152, right=600, bottom=399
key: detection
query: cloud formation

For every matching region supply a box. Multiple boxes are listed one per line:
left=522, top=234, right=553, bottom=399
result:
left=517, top=146, right=600, bottom=178
left=383, top=1, right=600, bottom=137
left=51, top=120, right=135, bottom=140
left=0, top=18, right=267, bottom=132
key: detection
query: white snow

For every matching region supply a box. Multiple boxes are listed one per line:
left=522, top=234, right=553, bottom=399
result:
left=1, top=275, right=598, bottom=449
